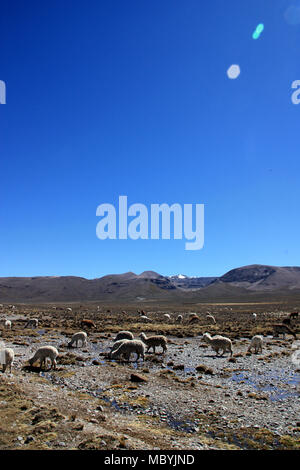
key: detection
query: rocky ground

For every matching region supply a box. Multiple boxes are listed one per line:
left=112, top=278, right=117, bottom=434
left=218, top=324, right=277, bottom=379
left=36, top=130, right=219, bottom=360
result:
left=0, top=303, right=299, bottom=450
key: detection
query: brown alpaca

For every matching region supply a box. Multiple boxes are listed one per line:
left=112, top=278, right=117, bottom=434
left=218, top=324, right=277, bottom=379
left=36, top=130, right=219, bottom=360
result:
left=80, top=319, right=96, bottom=329
left=189, top=315, right=200, bottom=324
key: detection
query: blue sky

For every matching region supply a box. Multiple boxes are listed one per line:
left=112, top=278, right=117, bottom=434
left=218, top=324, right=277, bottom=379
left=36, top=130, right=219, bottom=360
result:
left=1, top=0, right=300, bottom=278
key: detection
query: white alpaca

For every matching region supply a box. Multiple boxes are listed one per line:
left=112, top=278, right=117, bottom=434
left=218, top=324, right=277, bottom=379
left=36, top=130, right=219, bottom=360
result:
left=248, top=335, right=263, bottom=353
left=113, top=331, right=134, bottom=342
left=4, top=320, right=11, bottom=330
left=0, top=348, right=14, bottom=373
left=139, top=315, right=152, bottom=323
left=139, top=332, right=168, bottom=354
left=202, top=332, right=233, bottom=357
left=28, top=346, right=58, bottom=370
left=111, top=340, right=145, bottom=362
left=206, top=315, right=216, bottom=324
left=163, top=314, right=171, bottom=322
left=68, top=331, right=88, bottom=348
left=109, top=339, right=130, bottom=358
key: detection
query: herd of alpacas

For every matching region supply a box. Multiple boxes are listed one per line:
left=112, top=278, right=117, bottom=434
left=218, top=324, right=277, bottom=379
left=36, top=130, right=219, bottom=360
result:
left=0, top=310, right=298, bottom=373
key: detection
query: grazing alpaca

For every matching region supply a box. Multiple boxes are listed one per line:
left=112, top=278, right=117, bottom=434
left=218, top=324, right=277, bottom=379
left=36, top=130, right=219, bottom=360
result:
left=248, top=335, right=263, bottom=354
left=111, top=340, right=145, bottom=362
left=80, top=319, right=96, bottom=329
left=27, top=346, right=58, bottom=370
left=189, top=315, right=200, bottom=324
left=68, top=331, right=88, bottom=348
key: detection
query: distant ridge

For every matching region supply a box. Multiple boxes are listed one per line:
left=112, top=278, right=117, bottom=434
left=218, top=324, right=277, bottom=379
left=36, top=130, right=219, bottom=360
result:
left=218, top=265, right=300, bottom=290
left=1, top=265, right=300, bottom=303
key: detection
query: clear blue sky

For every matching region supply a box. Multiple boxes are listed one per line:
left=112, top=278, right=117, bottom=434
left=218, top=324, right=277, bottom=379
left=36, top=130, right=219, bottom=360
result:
left=1, top=0, right=300, bottom=278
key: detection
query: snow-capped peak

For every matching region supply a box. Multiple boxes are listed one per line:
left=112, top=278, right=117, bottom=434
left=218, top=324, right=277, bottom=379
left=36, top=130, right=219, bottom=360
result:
left=169, top=274, right=188, bottom=279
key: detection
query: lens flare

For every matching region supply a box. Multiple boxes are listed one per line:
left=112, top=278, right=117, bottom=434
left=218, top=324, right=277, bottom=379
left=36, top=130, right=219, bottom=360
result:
left=227, top=64, right=240, bottom=79
left=252, top=23, right=264, bottom=39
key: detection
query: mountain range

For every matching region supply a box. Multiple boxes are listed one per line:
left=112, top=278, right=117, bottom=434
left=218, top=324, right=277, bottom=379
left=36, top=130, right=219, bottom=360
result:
left=1, top=264, right=300, bottom=303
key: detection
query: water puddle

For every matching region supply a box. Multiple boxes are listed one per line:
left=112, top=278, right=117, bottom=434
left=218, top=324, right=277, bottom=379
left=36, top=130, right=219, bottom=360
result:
left=163, top=413, right=196, bottom=433
left=183, top=366, right=197, bottom=375
left=95, top=387, right=197, bottom=432
left=231, top=371, right=300, bottom=401
left=268, top=389, right=299, bottom=401
left=231, top=372, right=256, bottom=387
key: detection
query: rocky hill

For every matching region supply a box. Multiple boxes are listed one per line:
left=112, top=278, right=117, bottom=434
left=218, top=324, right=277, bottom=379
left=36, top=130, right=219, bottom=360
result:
left=1, top=265, right=300, bottom=303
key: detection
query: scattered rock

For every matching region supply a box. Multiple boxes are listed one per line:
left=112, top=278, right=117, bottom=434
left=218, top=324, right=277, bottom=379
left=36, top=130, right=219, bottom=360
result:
left=195, top=364, right=214, bottom=375
left=89, top=418, right=98, bottom=424
left=92, top=360, right=101, bottom=365
left=130, top=373, right=148, bottom=383
left=76, top=356, right=85, bottom=362
left=173, top=364, right=185, bottom=370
